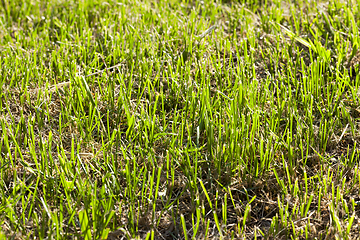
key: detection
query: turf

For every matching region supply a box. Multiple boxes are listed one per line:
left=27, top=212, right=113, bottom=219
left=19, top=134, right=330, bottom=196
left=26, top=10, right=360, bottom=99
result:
left=1, top=0, right=360, bottom=239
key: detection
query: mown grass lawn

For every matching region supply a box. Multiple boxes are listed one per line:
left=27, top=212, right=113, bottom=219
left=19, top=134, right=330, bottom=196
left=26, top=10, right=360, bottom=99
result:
left=1, top=0, right=360, bottom=239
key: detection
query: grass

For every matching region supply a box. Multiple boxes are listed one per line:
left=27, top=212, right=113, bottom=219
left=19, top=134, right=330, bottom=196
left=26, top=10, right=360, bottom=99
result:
left=1, top=0, right=360, bottom=239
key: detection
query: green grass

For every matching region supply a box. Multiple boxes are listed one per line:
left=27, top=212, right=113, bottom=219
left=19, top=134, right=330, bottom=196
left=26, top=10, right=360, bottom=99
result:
left=1, top=0, right=360, bottom=239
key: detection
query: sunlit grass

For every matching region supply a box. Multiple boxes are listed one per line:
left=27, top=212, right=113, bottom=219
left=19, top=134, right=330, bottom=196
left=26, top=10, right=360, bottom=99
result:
left=1, top=0, right=360, bottom=239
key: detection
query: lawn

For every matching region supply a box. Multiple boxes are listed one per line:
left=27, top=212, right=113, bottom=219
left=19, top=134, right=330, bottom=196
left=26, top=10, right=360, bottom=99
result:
left=1, top=0, right=360, bottom=239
